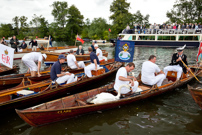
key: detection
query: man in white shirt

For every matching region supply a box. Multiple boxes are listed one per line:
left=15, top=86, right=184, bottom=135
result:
left=94, top=44, right=107, bottom=61
left=22, top=52, right=47, bottom=77
left=114, top=62, right=140, bottom=94
left=67, top=50, right=85, bottom=69
left=141, top=55, right=166, bottom=87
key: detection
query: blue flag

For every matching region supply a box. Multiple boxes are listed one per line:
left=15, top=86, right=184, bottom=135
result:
left=115, top=40, right=135, bottom=62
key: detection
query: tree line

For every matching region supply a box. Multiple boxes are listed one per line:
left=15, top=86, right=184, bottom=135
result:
left=0, top=0, right=201, bottom=43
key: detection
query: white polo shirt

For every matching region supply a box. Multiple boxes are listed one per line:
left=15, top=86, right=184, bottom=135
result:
left=67, top=54, right=77, bottom=67
left=96, top=48, right=103, bottom=60
left=114, top=67, right=129, bottom=91
left=141, top=61, right=161, bottom=83
left=22, top=52, right=43, bottom=62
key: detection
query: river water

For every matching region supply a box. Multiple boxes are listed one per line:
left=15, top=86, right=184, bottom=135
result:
left=0, top=42, right=202, bottom=135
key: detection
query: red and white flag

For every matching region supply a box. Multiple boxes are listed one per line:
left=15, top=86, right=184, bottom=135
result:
left=76, top=35, right=84, bottom=44
left=197, top=42, right=202, bottom=61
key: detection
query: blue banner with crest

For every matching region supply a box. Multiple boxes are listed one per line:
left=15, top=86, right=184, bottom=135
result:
left=115, top=40, right=135, bottom=62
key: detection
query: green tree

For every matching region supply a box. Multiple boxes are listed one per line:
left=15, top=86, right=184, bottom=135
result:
left=0, top=24, right=13, bottom=38
left=166, top=0, right=202, bottom=23
left=51, top=1, right=68, bottom=28
left=66, top=5, right=84, bottom=41
left=88, top=18, right=108, bottom=39
left=133, top=10, right=150, bottom=27
left=12, top=16, right=20, bottom=35
left=109, top=0, right=132, bottom=36
left=81, top=18, right=91, bottom=38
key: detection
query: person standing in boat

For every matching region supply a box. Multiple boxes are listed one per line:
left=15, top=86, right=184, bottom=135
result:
left=76, top=45, right=84, bottom=55
left=91, top=42, right=96, bottom=53
left=84, top=47, right=100, bottom=77
left=51, top=54, right=77, bottom=85
left=114, top=62, right=140, bottom=94
left=10, top=35, right=19, bottom=52
left=94, top=44, right=107, bottom=61
left=67, top=50, right=85, bottom=69
left=141, top=55, right=166, bottom=87
left=164, top=45, right=190, bottom=80
left=22, top=52, right=47, bottom=77
left=29, top=39, right=38, bottom=51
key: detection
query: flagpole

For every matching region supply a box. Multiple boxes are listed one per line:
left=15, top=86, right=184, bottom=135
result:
left=47, top=35, right=50, bottom=51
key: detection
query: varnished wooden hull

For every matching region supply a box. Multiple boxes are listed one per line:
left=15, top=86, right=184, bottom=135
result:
left=0, top=65, right=18, bottom=76
left=16, top=68, right=202, bottom=127
left=0, top=61, right=121, bottom=111
left=188, top=85, right=202, bottom=109
left=44, top=51, right=109, bottom=62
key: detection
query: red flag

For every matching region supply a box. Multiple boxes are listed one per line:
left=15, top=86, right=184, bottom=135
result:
left=197, top=42, right=202, bottom=61
left=109, top=28, right=111, bottom=32
left=76, top=35, right=84, bottom=44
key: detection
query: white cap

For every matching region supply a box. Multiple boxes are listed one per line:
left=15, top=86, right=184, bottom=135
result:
left=42, top=54, right=47, bottom=59
left=176, top=44, right=186, bottom=52
left=94, top=44, right=98, bottom=47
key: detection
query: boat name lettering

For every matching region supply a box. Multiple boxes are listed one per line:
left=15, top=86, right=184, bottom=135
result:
left=57, top=110, right=71, bottom=114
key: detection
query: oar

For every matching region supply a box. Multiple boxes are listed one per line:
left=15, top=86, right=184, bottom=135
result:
left=180, top=59, right=202, bottom=83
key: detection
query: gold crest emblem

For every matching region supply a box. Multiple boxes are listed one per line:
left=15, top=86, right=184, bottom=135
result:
left=4, top=49, right=8, bottom=55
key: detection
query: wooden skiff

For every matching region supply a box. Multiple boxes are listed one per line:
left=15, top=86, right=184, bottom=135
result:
left=187, top=85, right=202, bottom=109
left=16, top=67, right=202, bottom=127
left=0, top=60, right=122, bottom=111
left=0, top=65, right=19, bottom=76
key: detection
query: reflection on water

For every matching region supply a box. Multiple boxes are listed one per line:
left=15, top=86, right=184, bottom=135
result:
left=1, top=42, right=202, bottom=135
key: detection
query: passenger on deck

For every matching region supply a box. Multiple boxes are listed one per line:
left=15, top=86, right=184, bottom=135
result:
left=22, top=52, right=47, bottom=77
left=141, top=55, right=166, bottom=87
left=94, top=44, right=107, bottom=61
left=51, top=54, right=77, bottom=85
left=29, top=39, right=38, bottom=51
left=67, top=50, right=85, bottom=69
left=164, top=45, right=190, bottom=80
left=91, top=42, right=96, bottom=53
left=114, top=62, right=140, bottom=94
left=84, top=47, right=100, bottom=77
left=18, top=41, right=27, bottom=52
left=76, top=45, right=84, bottom=55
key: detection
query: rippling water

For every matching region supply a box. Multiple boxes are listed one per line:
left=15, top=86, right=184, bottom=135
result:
left=0, top=42, right=202, bottom=135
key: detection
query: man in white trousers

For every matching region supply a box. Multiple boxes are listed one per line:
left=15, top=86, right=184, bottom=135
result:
left=114, top=62, right=140, bottom=94
left=141, top=55, right=166, bottom=87
left=50, top=54, right=77, bottom=85
left=84, top=47, right=100, bottom=77
left=67, top=50, right=85, bottom=69
left=22, top=52, right=47, bottom=77
left=164, top=45, right=189, bottom=80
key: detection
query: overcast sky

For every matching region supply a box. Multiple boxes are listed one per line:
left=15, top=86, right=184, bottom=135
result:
left=0, top=0, right=176, bottom=25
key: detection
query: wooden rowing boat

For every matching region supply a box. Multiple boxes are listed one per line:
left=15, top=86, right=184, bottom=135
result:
left=187, top=85, right=202, bottom=109
left=0, top=65, right=19, bottom=76
left=43, top=50, right=109, bottom=62
left=14, top=46, right=77, bottom=60
left=0, top=59, right=121, bottom=111
left=15, top=67, right=202, bottom=127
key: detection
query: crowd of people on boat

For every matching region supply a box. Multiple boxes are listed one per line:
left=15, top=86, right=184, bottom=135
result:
left=123, top=22, right=202, bottom=34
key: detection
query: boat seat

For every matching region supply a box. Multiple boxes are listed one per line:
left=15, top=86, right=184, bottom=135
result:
left=76, top=99, right=87, bottom=106
left=91, top=67, right=105, bottom=76
left=16, top=90, right=36, bottom=96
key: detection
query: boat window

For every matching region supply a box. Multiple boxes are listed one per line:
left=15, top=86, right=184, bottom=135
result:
left=178, top=36, right=199, bottom=41
left=138, top=36, right=155, bottom=40
left=132, top=36, right=136, bottom=40
left=157, top=36, right=176, bottom=40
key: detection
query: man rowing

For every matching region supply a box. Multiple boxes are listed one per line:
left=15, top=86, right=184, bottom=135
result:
left=84, top=47, right=100, bottom=77
left=67, top=50, right=85, bottom=69
left=141, top=55, right=166, bottom=86
left=51, top=54, right=77, bottom=85
left=22, top=52, right=47, bottom=77
left=114, top=62, right=140, bottom=94
left=164, top=45, right=190, bottom=80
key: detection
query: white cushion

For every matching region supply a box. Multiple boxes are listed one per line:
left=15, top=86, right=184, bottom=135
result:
left=17, top=90, right=34, bottom=95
